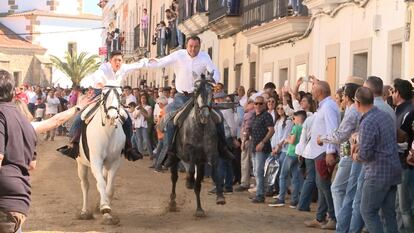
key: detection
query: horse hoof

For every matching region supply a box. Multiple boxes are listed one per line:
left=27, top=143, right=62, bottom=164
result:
left=195, top=209, right=206, bottom=217
left=168, top=202, right=177, bottom=212
left=77, top=211, right=94, bottom=220
left=216, top=196, right=226, bottom=205
left=100, top=205, right=111, bottom=214
left=101, top=213, right=120, bottom=225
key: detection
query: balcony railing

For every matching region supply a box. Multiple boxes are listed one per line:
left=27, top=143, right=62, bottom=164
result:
left=242, top=0, right=308, bottom=30
left=178, top=0, right=208, bottom=24
left=209, top=0, right=241, bottom=22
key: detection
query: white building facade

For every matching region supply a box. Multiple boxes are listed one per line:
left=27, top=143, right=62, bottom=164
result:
left=0, top=0, right=103, bottom=87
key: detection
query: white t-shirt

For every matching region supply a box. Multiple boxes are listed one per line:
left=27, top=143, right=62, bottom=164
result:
left=45, top=96, right=60, bottom=115
left=132, top=105, right=152, bottom=128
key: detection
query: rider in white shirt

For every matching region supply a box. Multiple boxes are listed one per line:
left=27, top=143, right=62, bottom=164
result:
left=147, top=36, right=233, bottom=162
left=59, top=50, right=148, bottom=160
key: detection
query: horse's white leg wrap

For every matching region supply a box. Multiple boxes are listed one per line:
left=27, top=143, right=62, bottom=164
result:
left=90, top=161, right=110, bottom=211
left=77, top=161, right=89, bottom=213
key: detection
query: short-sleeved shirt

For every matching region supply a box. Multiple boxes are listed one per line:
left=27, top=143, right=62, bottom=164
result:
left=287, top=124, right=303, bottom=157
left=251, top=111, right=274, bottom=154
left=0, top=103, right=37, bottom=215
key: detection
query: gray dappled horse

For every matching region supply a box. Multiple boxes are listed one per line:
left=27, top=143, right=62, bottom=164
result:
left=168, top=74, right=222, bottom=217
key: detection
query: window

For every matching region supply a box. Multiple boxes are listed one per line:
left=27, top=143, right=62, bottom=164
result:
left=208, top=47, right=212, bottom=59
left=68, top=42, right=77, bottom=56
left=235, top=64, right=242, bottom=90
left=223, top=67, right=229, bottom=91
left=279, top=67, right=288, bottom=88
left=353, top=52, right=368, bottom=78
left=13, top=71, right=21, bottom=87
left=249, top=62, right=256, bottom=89
left=391, top=43, right=402, bottom=80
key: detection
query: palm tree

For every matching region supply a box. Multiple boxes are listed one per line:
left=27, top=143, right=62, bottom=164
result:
left=50, top=51, right=101, bottom=86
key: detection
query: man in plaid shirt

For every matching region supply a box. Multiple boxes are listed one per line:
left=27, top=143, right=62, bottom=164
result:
left=353, top=87, right=402, bottom=233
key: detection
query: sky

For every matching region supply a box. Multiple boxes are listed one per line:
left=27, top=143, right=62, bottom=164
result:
left=83, top=0, right=102, bottom=15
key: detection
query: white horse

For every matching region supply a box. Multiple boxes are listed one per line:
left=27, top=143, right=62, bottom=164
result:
left=76, top=81, right=126, bottom=225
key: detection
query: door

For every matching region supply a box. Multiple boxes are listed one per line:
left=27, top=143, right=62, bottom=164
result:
left=326, top=57, right=337, bottom=95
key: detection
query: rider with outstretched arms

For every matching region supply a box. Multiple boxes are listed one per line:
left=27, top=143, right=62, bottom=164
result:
left=59, top=50, right=148, bottom=161
left=147, top=35, right=234, bottom=162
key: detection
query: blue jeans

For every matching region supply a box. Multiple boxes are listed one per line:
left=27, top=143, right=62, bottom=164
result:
left=279, top=155, right=302, bottom=204
left=336, top=161, right=362, bottom=233
left=135, top=127, right=153, bottom=156
left=165, top=93, right=192, bottom=147
left=349, top=168, right=366, bottom=233
left=361, top=180, right=398, bottom=233
left=153, top=138, right=168, bottom=169
left=331, top=156, right=353, bottom=220
left=298, top=158, right=316, bottom=211
left=315, top=155, right=335, bottom=222
left=254, top=151, right=270, bottom=199
left=213, top=157, right=234, bottom=193
left=397, top=168, right=414, bottom=233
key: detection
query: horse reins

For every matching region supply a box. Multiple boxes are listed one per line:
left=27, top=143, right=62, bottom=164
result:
left=100, top=85, right=121, bottom=126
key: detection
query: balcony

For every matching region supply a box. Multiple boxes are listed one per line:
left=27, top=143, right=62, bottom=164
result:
left=242, top=0, right=308, bottom=30
left=208, top=0, right=242, bottom=38
left=243, top=16, right=310, bottom=47
left=303, top=0, right=349, bottom=14
left=177, top=0, right=209, bottom=35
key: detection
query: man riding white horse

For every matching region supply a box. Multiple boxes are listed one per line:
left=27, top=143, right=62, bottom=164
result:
left=59, top=50, right=148, bottom=161
left=147, top=35, right=234, bottom=164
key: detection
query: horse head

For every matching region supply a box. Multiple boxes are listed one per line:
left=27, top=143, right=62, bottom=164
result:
left=101, top=82, right=122, bottom=126
left=193, top=73, right=215, bottom=125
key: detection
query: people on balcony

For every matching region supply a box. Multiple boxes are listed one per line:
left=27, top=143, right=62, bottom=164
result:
left=141, top=8, right=149, bottom=48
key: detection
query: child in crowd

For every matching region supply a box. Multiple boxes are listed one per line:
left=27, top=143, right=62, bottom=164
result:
left=34, top=97, right=46, bottom=122
left=270, top=110, right=307, bottom=208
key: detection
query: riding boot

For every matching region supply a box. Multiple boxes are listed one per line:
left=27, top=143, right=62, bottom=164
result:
left=56, top=128, right=81, bottom=160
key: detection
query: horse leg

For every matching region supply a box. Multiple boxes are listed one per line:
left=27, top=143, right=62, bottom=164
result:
left=104, top=159, right=121, bottom=206
left=169, top=162, right=179, bottom=212
left=90, top=161, right=111, bottom=214
left=186, top=163, right=195, bottom=190
left=100, top=160, right=121, bottom=225
left=194, top=163, right=206, bottom=217
left=77, top=161, right=93, bottom=220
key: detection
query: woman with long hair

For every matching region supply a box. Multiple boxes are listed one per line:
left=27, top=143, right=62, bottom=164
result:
left=268, top=103, right=293, bottom=200
left=266, top=97, right=278, bottom=123
left=133, top=93, right=153, bottom=157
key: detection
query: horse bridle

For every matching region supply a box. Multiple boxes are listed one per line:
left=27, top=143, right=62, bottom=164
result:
left=101, top=85, right=121, bottom=121
left=194, top=79, right=214, bottom=116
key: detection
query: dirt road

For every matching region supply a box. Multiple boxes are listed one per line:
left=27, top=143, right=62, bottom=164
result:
left=24, top=137, right=324, bottom=233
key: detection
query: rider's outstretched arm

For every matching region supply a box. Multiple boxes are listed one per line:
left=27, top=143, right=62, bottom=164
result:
left=147, top=51, right=178, bottom=69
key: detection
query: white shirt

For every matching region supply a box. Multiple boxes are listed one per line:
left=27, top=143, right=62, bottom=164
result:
left=239, top=95, right=247, bottom=108
left=295, top=114, right=314, bottom=156
left=132, top=105, right=152, bottom=128
left=92, top=59, right=148, bottom=87
left=26, top=91, right=37, bottom=104
left=125, top=94, right=137, bottom=105
left=221, top=109, right=237, bottom=137
left=147, top=50, right=220, bottom=93
left=271, top=118, right=293, bottom=152
left=168, top=97, right=174, bottom=104
left=45, top=96, right=60, bottom=114
left=303, top=96, right=340, bottom=159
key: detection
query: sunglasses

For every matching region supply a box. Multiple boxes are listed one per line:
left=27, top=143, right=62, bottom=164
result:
left=267, top=100, right=276, bottom=103
left=254, top=102, right=264, bottom=105
left=276, top=107, right=284, bottom=110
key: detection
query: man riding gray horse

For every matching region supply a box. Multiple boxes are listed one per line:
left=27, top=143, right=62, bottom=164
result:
left=58, top=50, right=147, bottom=161
left=147, top=35, right=234, bottom=164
